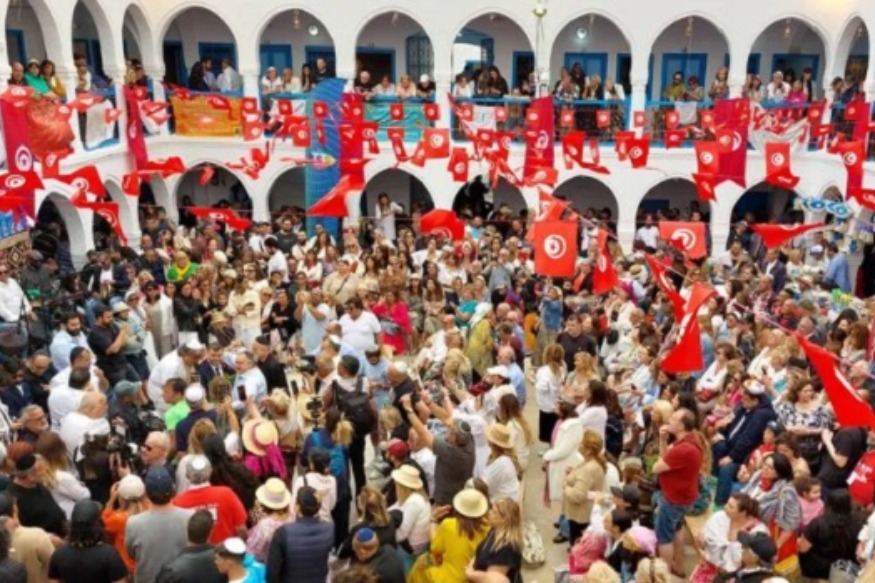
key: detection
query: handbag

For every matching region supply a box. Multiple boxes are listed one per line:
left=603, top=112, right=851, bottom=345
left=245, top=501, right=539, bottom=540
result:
left=522, top=520, right=546, bottom=566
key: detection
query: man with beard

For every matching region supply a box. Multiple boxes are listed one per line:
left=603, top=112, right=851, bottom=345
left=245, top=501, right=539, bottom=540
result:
left=50, top=313, right=89, bottom=371
left=88, top=304, right=137, bottom=387
left=556, top=314, right=597, bottom=371
left=252, top=335, right=288, bottom=393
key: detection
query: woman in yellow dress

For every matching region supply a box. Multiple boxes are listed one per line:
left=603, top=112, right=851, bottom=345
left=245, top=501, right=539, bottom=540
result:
left=408, top=488, right=489, bottom=583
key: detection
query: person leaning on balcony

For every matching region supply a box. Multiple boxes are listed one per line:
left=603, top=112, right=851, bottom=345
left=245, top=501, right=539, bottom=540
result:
left=24, top=59, right=56, bottom=99
left=395, top=75, right=416, bottom=99
left=553, top=73, right=580, bottom=102
left=664, top=70, right=686, bottom=101
left=40, top=60, right=66, bottom=99
left=603, top=79, right=625, bottom=101
left=767, top=71, right=790, bottom=102
left=281, top=68, right=300, bottom=93
left=684, top=76, right=704, bottom=102
left=581, top=75, right=603, bottom=100
left=372, top=74, right=395, bottom=97
left=261, top=67, right=283, bottom=95
left=709, top=66, right=730, bottom=101
left=216, top=58, right=241, bottom=93
left=452, top=74, right=471, bottom=98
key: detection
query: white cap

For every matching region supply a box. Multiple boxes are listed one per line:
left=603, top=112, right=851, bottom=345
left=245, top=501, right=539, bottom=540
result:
left=220, top=537, right=247, bottom=555
left=420, top=74, right=430, bottom=84
left=810, top=245, right=824, bottom=254
left=184, top=384, right=206, bottom=403
left=486, top=365, right=510, bottom=379
left=118, top=475, right=145, bottom=500
left=746, top=381, right=766, bottom=396
left=184, top=338, right=205, bottom=351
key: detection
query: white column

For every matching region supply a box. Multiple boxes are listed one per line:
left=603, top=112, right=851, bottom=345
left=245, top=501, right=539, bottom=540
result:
left=104, top=68, right=127, bottom=149
left=146, top=67, right=170, bottom=137
left=710, top=200, right=732, bottom=256
left=728, top=74, right=746, bottom=98
left=628, top=79, right=647, bottom=131
left=57, top=67, right=84, bottom=152
left=241, top=69, right=260, bottom=99
left=434, top=72, right=452, bottom=130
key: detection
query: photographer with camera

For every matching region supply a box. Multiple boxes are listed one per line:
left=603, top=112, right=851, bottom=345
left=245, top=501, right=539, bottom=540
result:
left=109, top=380, right=150, bottom=448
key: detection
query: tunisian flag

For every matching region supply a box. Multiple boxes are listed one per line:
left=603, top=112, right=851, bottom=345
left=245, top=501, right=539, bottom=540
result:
left=764, top=142, right=800, bottom=189
left=661, top=283, right=716, bottom=373
left=0, top=96, right=36, bottom=216
left=532, top=219, right=577, bottom=277
left=82, top=202, right=127, bottom=245
left=55, top=166, right=106, bottom=198
left=420, top=209, right=465, bottom=241
left=592, top=229, right=619, bottom=295
left=187, top=207, right=253, bottom=232
left=523, top=96, right=555, bottom=181
left=658, top=221, right=708, bottom=259
left=838, top=141, right=865, bottom=192
left=124, top=87, right=148, bottom=170
left=799, top=335, right=875, bottom=428
left=713, top=98, right=749, bottom=188
left=644, top=254, right=684, bottom=319
left=750, top=223, right=827, bottom=249
left=308, top=175, right=363, bottom=218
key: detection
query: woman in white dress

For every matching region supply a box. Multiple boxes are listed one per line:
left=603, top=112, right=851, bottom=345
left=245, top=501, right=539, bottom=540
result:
left=375, top=193, right=403, bottom=242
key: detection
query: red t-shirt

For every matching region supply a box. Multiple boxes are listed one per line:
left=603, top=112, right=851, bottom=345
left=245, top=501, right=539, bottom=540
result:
left=658, top=433, right=703, bottom=506
left=173, top=485, right=247, bottom=544
left=848, top=450, right=875, bottom=507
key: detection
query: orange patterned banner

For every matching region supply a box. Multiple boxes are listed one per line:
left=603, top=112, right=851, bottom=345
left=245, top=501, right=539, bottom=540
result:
left=169, top=95, right=243, bottom=137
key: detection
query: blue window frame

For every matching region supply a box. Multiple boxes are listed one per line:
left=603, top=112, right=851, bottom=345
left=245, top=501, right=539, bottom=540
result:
left=162, top=41, right=186, bottom=86
left=747, top=54, right=761, bottom=75
left=73, top=38, right=103, bottom=76
left=198, top=42, right=236, bottom=77
left=406, top=34, right=433, bottom=79
left=617, top=53, right=632, bottom=95
left=771, top=53, right=820, bottom=81
left=563, top=52, right=608, bottom=83
left=661, top=53, right=707, bottom=98
left=355, top=48, right=395, bottom=83
left=480, top=38, right=494, bottom=68
left=512, top=51, right=534, bottom=91
left=305, top=46, right=336, bottom=72
left=260, top=44, right=292, bottom=73
left=6, top=29, right=25, bottom=64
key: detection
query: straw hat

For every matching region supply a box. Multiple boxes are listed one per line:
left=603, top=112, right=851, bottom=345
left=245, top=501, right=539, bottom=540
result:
left=298, top=394, right=323, bottom=422
left=391, top=465, right=424, bottom=491
left=452, top=488, right=489, bottom=519
left=241, top=419, right=279, bottom=457
left=485, top=424, right=514, bottom=450
left=256, top=477, right=292, bottom=510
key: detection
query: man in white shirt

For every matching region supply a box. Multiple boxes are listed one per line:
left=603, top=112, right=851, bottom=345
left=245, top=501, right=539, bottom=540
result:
left=49, top=313, right=89, bottom=370
left=407, top=430, right=437, bottom=495
left=767, top=71, right=790, bottom=101
left=49, top=346, right=106, bottom=392
left=296, top=289, right=332, bottom=357
left=0, top=265, right=31, bottom=326
left=248, top=222, right=270, bottom=258
left=59, top=391, right=110, bottom=462
left=147, top=340, right=204, bottom=414
left=231, top=351, right=267, bottom=409
left=339, top=297, right=381, bottom=354
left=635, top=214, right=660, bottom=252
left=215, top=58, right=241, bottom=92
left=416, top=314, right=457, bottom=372
left=264, top=236, right=289, bottom=283
left=48, top=368, right=91, bottom=431
left=322, top=259, right=361, bottom=305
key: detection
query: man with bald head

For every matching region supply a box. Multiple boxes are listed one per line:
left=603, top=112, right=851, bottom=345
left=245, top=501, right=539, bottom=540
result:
left=8, top=62, right=26, bottom=86
left=59, top=391, right=109, bottom=461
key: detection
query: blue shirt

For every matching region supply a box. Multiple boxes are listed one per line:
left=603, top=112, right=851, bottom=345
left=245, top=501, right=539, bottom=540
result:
left=508, top=362, right=526, bottom=406
left=49, top=330, right=87, bottom=370
left=824, top=253, right=851, bottom=293
left=540, top=299, right=563, bottom=332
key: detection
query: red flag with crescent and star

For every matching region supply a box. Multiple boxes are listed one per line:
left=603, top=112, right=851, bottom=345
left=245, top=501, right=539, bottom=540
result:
left=592, top=229, right=619, bottom=295
left=532, top=219, right=577, bottom=277
left=750, top=223, right=827, bottom=249
left=661, top=283, right=717, bottom=373
left=659, top=221, right=708, bottom=260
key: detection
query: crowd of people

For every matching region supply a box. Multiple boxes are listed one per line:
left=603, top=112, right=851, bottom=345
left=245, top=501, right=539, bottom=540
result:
left=1, top=183, right=875, bottom=583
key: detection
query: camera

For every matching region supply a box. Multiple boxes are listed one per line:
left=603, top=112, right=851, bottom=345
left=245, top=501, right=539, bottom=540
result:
left=305, top=396, right=323, bottom=422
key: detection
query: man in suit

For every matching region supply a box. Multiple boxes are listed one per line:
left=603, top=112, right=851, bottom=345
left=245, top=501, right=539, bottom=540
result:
left=197, top=343, right=233, bottom=388
left=759, top=248, right=786, bottom=292
left=0, top=365, right=32, bottom=418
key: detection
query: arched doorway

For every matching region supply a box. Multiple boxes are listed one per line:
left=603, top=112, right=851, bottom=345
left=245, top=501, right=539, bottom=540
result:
left=175, top=165, right=252, bottom=214
left=451, top=176, right=527, bottom=218
left=34, top=193, right=89, bottom=272
left=122, top=4, right=154, bottom=65
left=553, top=176, right=619, bottom=226
left=550, top=14, right=632, bottom=95
left=257, top=9, right=335, bottom=81
left=835, top=17, right=869, bottom=85
left=363, top=169, right=433, bottom=219
left=161, top=8, right=238, bottom=88
left=72, top=1, right=115, bottom=84
left=730, top=181, right=800, bottom=224
left=650, top=16, right=730, bottom=101
left=750, top=18, right=827, bottom=96
left=355, top=12, right=432, bottom=85
left=637, top=178, right=710, bottom=225
left=4, top=0, right=61, bottom=65
left=268, top=167, right=307, bottom=215
left=452, top=12, right=534, bottom=92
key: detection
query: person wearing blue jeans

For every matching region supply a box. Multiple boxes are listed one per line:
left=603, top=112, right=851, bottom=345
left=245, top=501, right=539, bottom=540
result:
left=711, top=383, right=777, bottom=506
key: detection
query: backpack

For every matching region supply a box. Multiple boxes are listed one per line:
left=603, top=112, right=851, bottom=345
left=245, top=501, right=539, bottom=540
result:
left=333, top=378, right=377, bottom=437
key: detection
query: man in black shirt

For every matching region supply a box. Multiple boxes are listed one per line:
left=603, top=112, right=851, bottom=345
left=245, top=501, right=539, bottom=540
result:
left=354, top=70, right=374, bottom=98
left=87, top=304, right=139, bottom=387
left=818, top=426, right=868, bottom=492
left=273, top=217, right=297, bottom=255
left=252, top=335, right=288, bottom=393
left=8, top=453, right=66, bottom=537
left=556, top=313, right=598, bottom=371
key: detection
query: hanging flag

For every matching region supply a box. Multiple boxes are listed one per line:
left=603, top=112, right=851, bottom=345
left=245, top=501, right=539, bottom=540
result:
left=340, top=93, right=364, bottom=121
left=0, top=95, right=37, bottom=216
left=40, top=149, right=70, bottom=179
left=838, top=141, right=865, bottom=192
left=81, top=202, right=127, bottom=245
left=103, top=108, right=122, bottom=124
left=664, top=110, right=679, bottom=130
left=1, top=85, right=34, bottom=107
left=187, top=206, right=253, bottom=231
left=124, top=87, right=148, bottom=170
left=361, top=121, right=380, bottom=155
left=389, top=102, right=404, bottom=121
left=592, top=229, right=618, bottom=295
left=713, top=98, right=749, bottom=187
left=749, top=223, right=827, bottom=249
left=799, top=335, right=875, bottom=428
left=309, top=175, right=360, bottom=217
left=764, top=142, right=800, bottom=189
left=644, top=254, right=684, bottom=319
left=633, top=111, right=646, bottom=128
left=387, top=128, right=408, bottom=163
left=665, top=129, right=685, bottom=149
left=312, top=101, right=329, bottom=119
left=199, top=166, right=216, bottom=186
left=852, top=101, right=873, bottom=142
left=140, top=157, right=186, bottom=179
left=421, top=209, right=465, bottom=241
left=559, top=108, right=575, bottom=128
left=692, top=173, right=717, bottom=202
left=55, top=166, right=106, bottom=198
left=700, top=110, right=716, bottom=130
left=494, top=105, right=507, bottom=122
left=68, top=93, right=104, bottom=113
left=562, top=131, right=585, bottom=169
left=541, top=197, right=571, bottom=222
left=661, top=282, right=717, bottom=373
left=627, top=137, right=650, bottom=169
left=596, top=109, right=611, bottom=129
left=614, top=131, right=634, bottom=161
left=0, top=170, right=43, bottom=193
left=848, top=187, right=875, bottom=211
left=122, top=172, right=141, bottom=196
left=422, top=128, right=451, bottom=159
left=423, top=102, right=440, bottom=122
left=456, top=102, right=474, bottom=122
left=532, top=219, right=577, bottom=277
left=523, top=166, right=558, bottom=188
left=447, top=147, right=469, bottom=182
left=658, top=221, right=708, bottom=259
left=53, top=103, right=73, bottom=122
left=523, top=96, right=555, bottom=181
left=695, top=141, right=720, bottom=175
left=807, top=102, right=826, bottom=124
left=715, top=128, right=735, bottom=153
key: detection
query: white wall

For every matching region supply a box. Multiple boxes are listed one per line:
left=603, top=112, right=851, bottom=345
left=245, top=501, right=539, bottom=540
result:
left=751, top=20, right=826, bottom=82
left=260, top=10, right=334, bottom=75
left=267, top=168, right=306, bottom=210
left=550, top=16, right=630, bottom=84
left=651, top=18, right=728, bottom=99
left=6, top=3, right=45, bottom=63
left=356, top=14, right=430, bottom=79
left=164, top=8, right=237, bottom=72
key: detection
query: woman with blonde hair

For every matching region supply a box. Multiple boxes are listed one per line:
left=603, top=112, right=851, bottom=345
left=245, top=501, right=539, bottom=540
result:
left=635, top=557, right=671, bottom=583
left=35, top=430, right=90, bottom=518
left=466, top=498, right=523, bottom=581
left=563, top=430, right=607, bottom=545
left=565, top=351, right=599, bottom=399
left=409, top=488, right=489, bottom=583
left=101, top=475, right=147, bottom=573
left=536, top=343, right=566, bottom=443
left=483, top=424, right=522, bottom=502
left=587, top=560, right=621, bottom=583
left=496, top=393, right=533, bottom=473
left=390, top=465, right=431, bottom=572
left=176, top=417, right=218, bottom=492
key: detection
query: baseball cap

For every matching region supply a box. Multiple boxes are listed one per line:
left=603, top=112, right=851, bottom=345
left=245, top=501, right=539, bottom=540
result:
left=144, top=466, right=175, bottom=499
left=738, top=531, right=777, bottom=564
left=386, top=439, right=409, bottom=460
left=118, top=475, right=146, bottom=500
left=114, top=380, right=141, bottom=397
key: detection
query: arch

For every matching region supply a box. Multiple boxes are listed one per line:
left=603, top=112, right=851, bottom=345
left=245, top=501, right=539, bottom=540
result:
left=104, top=180, right=138, bottom=238
left=730, top=181, right=801, bottom=224
left=267, top=167, right=307, bottom=213
left=122, top=2, right=159, bottom=69
left=174, top=165, right=252, bottom=214
left=255, top=7, right=336, bottom=78
left=636, top=178, right=710, bottom=226
left=5, top=0, right=61, bottom=64
left=73, top=0, right=118, bottom=75
left=35, top=192, right=90, bottom=268
left=553, top=176, right=619, bottom=222
left=833, top=15, right=869, bottom=82
left=548, top=13, right=632, bottom=93
left=362, top=168, right=434, bottom=220
left=451, top=10, right=534, bottom=90
left=748, top=16, right=830, bottom=88
left=450, top=176, right=526, bottom=217
left=649, top=15, right=730, bottom=100
left=158, top=5, right=241, bottom=86
left=355, top=10, right=433, bottom=82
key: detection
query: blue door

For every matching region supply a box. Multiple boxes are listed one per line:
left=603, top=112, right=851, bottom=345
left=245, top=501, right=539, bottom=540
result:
left=305, top=46, right=336, bottom=73
left=163, top=41, right=186, bottom=86
left=661, top=53, right=707, bottom=98
left=563, top=52, right=608, bottom=83
left=198, top=42, right=236, bottom=77
left=260, top=44, right=292, bottom=74
left=6, top=30, right=25, bottom=64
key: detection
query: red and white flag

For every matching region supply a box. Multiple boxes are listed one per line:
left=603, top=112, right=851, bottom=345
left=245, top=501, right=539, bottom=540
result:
left=562, top=131, right=585, bottom=170
left=838, top=141, right=865, bottom=192
left=633, top=111, right=646, bottom=128
left=532, top=219, right=577, bottom=277
left=695, top=141, right=720, bottom=175
left=750, top=223, right=827, bottom=249
left=664, top=110, right=679, bottom=130
left=592, top=229, right=618, bottom=295
left=665, top=129, right=685, bottom=149
left=422, top=128, right=450, bottom=159
left=361, top=122, right=379, bottom=155
left=713, top=98, right=749, bottom=187
left=799, top=335, right=875, bottom=428
left=596, top=110, right=611, bottom=129
left=56, top=166, right=106, bottom=198
left=309, top=175, right=361, bottom=218
left=421, top=209, right=465, bottom=241
left=807, top=102, right=826, bottom=124
left=0, top=170, right=43, bottom=193
left=423, top=102, right=440, bottom=122
left=122, top=173, right=141, bottom=196
left=390, top=102, right=404, bottom=121
left=187, top=206, right=253, bottom=232
left=523, top=96, right=555, bottom=181
left=658, top=221, right=708, bottom=259
left=81, top=202, right=127, bottom=245
left=764, top=142, right=800, bottom=189
left=140, top=157, right=186, bottom=179
left=644, top=254, right=684, bottom=320
left=627, top=137, right=650, bottom=169
left=848, top=187, right=875, bottom=211
left=559, top=108, right=575, bottom=128
left=124, top=87, right=148, bottom=170
left=661, top=283, right=716, bottom=373
left=447, top=147, right=469, bottom=182
left=692, top=173, right=717, bottom=202
left=199, top=166, right=216, bottom=187
left=387, top=128, right=408, bottom=164
left=614, top=131, right=634, bottom=161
